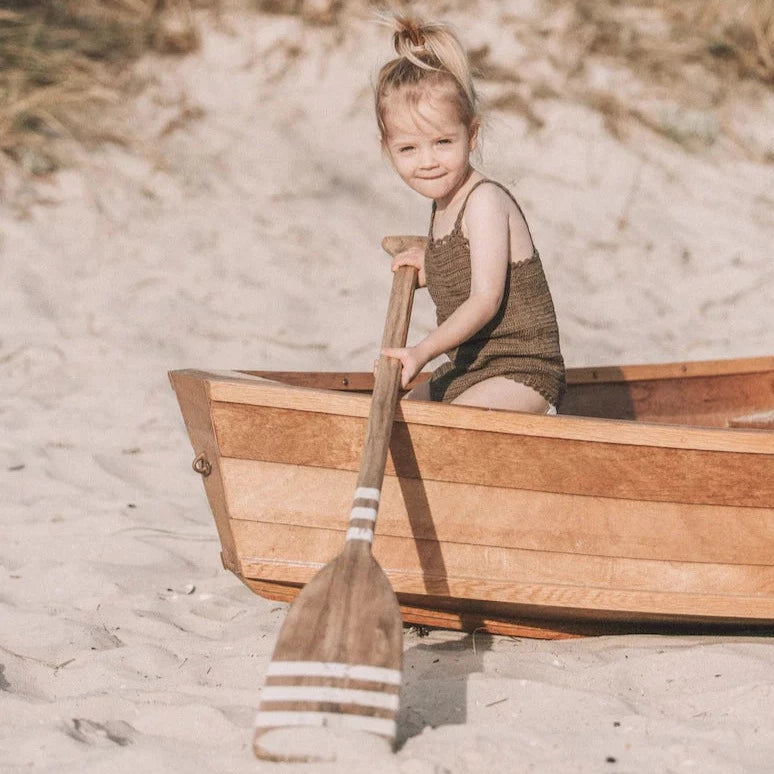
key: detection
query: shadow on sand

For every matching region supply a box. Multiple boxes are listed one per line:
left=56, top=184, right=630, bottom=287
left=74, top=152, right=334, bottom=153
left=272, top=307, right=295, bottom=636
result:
left=396, top=629, right=496, bottom=747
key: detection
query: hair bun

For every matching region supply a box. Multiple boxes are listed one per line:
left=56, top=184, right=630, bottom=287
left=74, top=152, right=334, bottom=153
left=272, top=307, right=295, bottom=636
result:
left=393, top=16, right=426, bottom=55
left=374, top=14, right=478, bottom=139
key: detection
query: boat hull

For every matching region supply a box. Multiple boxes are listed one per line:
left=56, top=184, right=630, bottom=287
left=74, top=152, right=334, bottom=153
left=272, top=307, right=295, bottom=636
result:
left=169, top=357, right=774, bottom=638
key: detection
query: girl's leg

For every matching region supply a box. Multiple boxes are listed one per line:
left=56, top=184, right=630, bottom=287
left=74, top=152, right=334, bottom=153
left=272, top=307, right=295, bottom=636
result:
left=451, top=377, right=549, bottom=413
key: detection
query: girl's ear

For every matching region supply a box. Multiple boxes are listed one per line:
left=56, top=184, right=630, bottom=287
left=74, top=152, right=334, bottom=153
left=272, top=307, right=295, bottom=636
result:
left=381, top=136, right=397, bottom=168
left=468, top=119, right=480, bottom=152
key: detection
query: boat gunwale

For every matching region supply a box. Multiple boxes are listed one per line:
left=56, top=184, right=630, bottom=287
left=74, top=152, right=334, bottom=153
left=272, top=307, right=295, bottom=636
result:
left=240, top=355, right=774, bottom=386
left=564, top=355, right=774, bottom=384
left=169, top=367, right=774, bottom=456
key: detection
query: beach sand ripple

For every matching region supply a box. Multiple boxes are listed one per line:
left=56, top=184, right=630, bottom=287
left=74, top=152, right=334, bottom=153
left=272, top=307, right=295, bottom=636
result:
left=1, top=3, right=772, bottom=772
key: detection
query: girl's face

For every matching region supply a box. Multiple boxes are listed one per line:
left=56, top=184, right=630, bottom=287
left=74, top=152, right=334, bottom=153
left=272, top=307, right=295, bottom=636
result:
left=382, top=89, right=478, bottom=208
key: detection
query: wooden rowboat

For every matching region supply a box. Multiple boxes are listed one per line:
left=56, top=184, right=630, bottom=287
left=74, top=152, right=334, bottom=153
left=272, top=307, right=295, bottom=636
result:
left=169, top=356, right=774, bottom=639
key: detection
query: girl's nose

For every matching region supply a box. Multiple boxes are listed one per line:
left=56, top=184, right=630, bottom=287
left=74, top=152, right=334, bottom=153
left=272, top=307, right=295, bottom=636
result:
left=418, top=147, right=437, bottom=168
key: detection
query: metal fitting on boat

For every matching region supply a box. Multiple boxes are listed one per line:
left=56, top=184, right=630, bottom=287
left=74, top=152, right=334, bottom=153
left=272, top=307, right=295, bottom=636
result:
left=192, top=452, right=211, bottom=477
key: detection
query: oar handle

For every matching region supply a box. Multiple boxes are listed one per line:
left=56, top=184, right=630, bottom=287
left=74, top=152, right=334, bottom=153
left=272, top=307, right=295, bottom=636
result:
left=347, top=264, right=417, bottom=547
left=380, top=265, right=417, bottom=351
left=381, top=235, right=428, bottom=258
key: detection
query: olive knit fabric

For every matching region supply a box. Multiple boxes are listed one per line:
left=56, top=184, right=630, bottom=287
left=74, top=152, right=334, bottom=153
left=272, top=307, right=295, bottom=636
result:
left=425, top=179, right=566, bottom=406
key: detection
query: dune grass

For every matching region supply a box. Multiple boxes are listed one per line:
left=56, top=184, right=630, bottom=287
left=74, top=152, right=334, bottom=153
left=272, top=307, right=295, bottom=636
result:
left=561, top=0, right=773, bottom=148
left=468, top=0, right=773, bottom=150
left=1, top=0, right=772, bottom=178
left=0, top=0, right=201, bottom=175
left=567, top=0, right=774, bottom=84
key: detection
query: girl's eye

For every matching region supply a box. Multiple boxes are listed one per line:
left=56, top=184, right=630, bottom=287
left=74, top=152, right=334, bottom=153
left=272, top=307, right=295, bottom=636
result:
left=399, top=146, right=414, bottom=153
left=437, top=139, right=451, bottom=145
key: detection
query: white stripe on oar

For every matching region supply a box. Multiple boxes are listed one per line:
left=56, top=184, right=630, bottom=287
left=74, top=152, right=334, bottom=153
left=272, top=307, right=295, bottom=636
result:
left=346, top=526, right=373, bottom=543
left=261, top=685, right=399, bottom=711
left=354, top=487, right=381, bottom=502
left=254, top=711, right=396, bottom=738
left=266, top=661, right=401, bottom=685
left=349, top=506, right=377, bottom=522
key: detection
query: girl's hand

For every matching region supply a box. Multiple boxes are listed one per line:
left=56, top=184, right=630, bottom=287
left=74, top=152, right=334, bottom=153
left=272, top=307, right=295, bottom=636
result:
left=392, top=246, right=426, bottom=288
left=381, top=345, right=427, bottom=388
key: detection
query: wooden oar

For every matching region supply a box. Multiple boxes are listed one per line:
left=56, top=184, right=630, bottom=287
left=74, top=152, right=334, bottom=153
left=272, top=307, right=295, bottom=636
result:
left=253, top=244, right=418, bottom=762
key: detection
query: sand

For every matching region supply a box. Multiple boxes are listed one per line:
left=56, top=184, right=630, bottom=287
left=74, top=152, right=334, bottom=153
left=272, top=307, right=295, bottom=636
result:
left=2, top=3, right=773, bottom=772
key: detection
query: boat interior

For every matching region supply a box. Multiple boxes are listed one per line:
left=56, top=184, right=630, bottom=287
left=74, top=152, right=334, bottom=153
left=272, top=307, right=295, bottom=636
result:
left=244, top=357, right=774, bottom=430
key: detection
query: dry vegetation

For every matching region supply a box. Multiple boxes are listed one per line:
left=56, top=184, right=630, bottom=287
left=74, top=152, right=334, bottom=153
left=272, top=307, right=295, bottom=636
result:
left=0, top=0, right=202, bottom=176
left=469, top=0, right=774, bottom=149
left=1, top=0, right=772, bottom=179
left=553, top=0, right=774, bottom=145
left=560, top=0, right=774, bottom=84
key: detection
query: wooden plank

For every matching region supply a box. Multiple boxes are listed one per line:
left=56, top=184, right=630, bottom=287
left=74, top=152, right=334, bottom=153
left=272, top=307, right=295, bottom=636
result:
left=233, top=522, right=774, bottom=620
left=236, top=364, right=774, bottom=426
left=240, top=356, right=774, bottom=390
left=212, top=403, right=774, bottom=507
left=241, top=371, right=377, bottom=393
left=240, top=578, right=774, bottom=637
left=219, top=459, right=774, bottom=565
left=729, top=410, right=774, bottom=430
left=168, top=371, right=240, bottom=571
left=240, top=579, right=591, bottom=639
left=239, top=370, right=432, bottom=396
left=204, top=378, right=773, bottom=455
left=565, top=356, right=774, bottom=384
left=562, top=370, right=774, bottom=426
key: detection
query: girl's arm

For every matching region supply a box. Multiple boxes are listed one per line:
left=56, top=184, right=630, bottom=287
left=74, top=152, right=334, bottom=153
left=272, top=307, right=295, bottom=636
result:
left=384, top=185, right=527, bottom=387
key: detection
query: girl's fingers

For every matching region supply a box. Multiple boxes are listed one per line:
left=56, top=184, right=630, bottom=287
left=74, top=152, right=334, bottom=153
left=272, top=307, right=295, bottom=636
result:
left=391, top=247, right=425, bottom=272
left=383, top=351, right=414, bottom=387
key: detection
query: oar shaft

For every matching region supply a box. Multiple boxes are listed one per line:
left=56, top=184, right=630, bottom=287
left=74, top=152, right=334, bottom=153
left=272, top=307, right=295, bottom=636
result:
left=347, top=267, right=416, bottom=544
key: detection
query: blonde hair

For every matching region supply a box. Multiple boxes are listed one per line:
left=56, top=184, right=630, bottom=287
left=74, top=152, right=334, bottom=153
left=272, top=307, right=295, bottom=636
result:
left=375, top=16, right=478, bottom=140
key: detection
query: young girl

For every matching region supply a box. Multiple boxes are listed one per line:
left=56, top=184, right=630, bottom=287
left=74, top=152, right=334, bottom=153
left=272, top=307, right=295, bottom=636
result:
left=376, top=16, right=566, bottom=413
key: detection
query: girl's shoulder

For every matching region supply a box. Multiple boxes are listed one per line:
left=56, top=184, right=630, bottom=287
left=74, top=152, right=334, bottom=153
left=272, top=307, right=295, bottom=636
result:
left=461, top=179, right=535, bottom=259
left=461, top=179, right=521, bottom=224
left=470, top=177, right=511, bottom=198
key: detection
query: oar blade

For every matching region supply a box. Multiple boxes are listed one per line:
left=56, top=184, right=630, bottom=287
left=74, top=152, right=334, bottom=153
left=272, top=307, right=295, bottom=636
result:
left=254, top=544, right=403, bottom=762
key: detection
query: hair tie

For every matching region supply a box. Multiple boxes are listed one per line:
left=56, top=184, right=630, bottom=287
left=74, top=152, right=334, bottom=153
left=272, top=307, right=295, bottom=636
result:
left=404, top=26, right=423, bottom=48
left=394, top=16, right=426, bottom=53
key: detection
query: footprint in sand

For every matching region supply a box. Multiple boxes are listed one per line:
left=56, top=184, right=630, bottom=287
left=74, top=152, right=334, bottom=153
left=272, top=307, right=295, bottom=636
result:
left=62, top=718, right=136, bottom=747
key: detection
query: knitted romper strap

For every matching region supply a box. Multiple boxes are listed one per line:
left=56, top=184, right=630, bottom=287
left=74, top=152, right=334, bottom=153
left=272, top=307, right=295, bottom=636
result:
left=432, top=179, right=537, bottom=245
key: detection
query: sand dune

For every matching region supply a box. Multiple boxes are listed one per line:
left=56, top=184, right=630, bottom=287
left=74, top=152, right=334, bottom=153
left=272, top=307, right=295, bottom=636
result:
left=2, top=3, right=772, bottom=772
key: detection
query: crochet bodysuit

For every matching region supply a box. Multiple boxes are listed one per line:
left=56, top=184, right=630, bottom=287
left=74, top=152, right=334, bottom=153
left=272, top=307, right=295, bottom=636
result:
left=425, top=179, right=566, bottom=406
